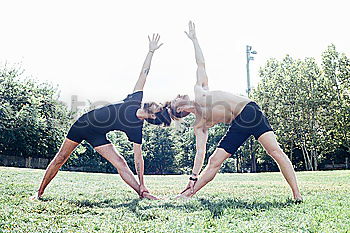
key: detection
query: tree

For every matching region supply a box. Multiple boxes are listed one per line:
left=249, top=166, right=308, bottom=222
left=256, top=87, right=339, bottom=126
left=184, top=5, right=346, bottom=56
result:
left=141, top=124, right=180, bottom=174
left=251, top=45, right=350, bottom=171
left=0, top=64, right=71, bottom=158
left=321, top=45, right=350, bottom=153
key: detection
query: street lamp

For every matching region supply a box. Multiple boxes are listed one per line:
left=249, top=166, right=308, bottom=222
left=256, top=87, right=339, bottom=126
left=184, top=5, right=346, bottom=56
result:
left=245, top=45, right=258, bottom=173
left=246, top=45, right=257, bottom=95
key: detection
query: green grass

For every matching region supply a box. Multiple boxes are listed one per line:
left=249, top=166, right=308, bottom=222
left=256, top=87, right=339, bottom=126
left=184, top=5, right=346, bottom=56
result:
left=1, top=167, right=350, bottom=233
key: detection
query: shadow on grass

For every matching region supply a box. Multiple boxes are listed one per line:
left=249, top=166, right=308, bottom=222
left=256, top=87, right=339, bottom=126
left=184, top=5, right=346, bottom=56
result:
left=56, top=196, right=296, bottom=219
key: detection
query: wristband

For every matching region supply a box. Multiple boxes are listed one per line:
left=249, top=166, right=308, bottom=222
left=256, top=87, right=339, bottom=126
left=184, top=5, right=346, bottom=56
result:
left=189, top=177, right=198, bottom=181
left=149, top=50, right=154, bottom=53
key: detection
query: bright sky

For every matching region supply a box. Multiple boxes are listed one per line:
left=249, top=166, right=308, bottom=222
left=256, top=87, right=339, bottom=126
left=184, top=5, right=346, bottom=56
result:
left=1, top=0, right=349, bottom=111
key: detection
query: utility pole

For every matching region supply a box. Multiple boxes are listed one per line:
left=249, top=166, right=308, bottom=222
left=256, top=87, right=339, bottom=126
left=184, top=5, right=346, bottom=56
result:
left=246, top=45, right=257, bottom=94
left=246, top=45, right=257, bottom=172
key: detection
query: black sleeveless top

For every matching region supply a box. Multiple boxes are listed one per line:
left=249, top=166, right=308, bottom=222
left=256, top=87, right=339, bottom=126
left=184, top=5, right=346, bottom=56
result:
left=78, top=91, right=144, bottom=144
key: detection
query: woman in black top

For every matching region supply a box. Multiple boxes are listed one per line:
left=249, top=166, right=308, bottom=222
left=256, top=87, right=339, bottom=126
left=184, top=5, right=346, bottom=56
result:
left=31, top=34, right=169, bottom=200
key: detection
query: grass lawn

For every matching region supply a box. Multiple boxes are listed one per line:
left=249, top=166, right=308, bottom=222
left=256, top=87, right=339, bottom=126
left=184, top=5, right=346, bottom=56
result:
left=0, top=166, right=349, bottom=232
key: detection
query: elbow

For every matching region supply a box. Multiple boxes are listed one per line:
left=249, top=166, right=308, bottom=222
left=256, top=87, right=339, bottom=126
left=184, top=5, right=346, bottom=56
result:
left=197, top=61, right=205, bottom=67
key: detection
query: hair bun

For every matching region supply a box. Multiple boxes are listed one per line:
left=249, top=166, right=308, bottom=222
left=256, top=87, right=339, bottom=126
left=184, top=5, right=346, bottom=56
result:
left=145, top=108, right=172, bottom=126
left=170, top=107, right=190, bottom=118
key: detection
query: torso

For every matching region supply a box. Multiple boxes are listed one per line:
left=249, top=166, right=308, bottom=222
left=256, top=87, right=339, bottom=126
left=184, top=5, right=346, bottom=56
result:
left=194, top=86, right=251, bottom=128
left=77, top=92, right=144, bottom=140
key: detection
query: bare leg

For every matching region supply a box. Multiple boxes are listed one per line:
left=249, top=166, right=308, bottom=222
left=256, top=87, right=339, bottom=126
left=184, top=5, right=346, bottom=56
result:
left=94, top=144, right=143, bottom=197
left=31, top=138, right=79, bottom=199
left=180, top=148, right=230, bottom=198
left=258, top=131, right=302, bottom=201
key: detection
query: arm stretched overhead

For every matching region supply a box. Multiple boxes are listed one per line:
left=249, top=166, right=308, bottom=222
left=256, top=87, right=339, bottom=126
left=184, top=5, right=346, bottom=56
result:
left=185, top=21, right=209, bottom=90
left=133, top=34, right=163, bottom=92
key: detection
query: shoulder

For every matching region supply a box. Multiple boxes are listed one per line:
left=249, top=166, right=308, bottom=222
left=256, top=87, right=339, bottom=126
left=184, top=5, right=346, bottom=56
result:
left=193, top=119, right=207, bottom=132
left=124, top=91, right=143, bottom=103
left=194, top=84, right=209, bottom=93
left=194, top=84, right=207, bottom=98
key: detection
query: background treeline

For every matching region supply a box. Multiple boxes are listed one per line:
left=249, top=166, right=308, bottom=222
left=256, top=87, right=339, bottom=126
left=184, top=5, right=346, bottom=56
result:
left=0, top=45, right=349, bottom=174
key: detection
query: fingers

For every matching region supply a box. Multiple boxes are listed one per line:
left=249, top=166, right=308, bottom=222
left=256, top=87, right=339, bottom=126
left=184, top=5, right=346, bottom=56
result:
left=185, top=21, right=196, bottom=39
left=190, top=181, right=195, bottom=194
left=140, top=190, right=149, bottom=197
left=180, top=186, right=190, bottom=194
left=148, top=33, right=162, bottom=49
left=157, top=43, right=164, bottom=49
left=149, top=33, right=160, bottom=42
left=189, top=20, right=195, bottom=31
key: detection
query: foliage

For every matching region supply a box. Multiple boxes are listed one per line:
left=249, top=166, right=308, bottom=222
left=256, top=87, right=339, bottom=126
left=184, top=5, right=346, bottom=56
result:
left=251, top=45, right=350, bottom=171
left=1, top=44, right=349, bottom=174
left=0, top=64, right=72, bottom=158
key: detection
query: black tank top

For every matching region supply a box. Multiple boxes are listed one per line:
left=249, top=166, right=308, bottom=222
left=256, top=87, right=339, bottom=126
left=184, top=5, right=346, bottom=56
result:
left=78, top=91, right=144, bottom=144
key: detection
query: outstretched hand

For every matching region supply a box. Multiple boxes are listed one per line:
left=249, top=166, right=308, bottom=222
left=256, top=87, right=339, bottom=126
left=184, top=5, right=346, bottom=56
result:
left=175, top=185, right=194, bottom=199
left=180, top=180, right=196, bottom=195
left=139, top=184, right=159, bottom=200
left=148, top=33, right=163, bottom=52
left=184, top=21, right=197, bottom=40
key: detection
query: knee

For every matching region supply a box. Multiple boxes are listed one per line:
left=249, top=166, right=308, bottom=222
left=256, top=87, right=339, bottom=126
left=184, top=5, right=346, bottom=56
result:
left=54, top=151, right=69, bottom=165
left=208, top=155, right=221, bottom=169
left=267, top=147, right=286, bottom=160
left=115, top=155, right=128, bottom=169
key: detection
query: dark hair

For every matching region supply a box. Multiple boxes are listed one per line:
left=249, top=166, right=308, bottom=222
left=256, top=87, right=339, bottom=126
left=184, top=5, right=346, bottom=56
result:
left=167, top=99, right=191, bottom=119
left=170, top=107, right=190, bottom=118
left=145, top=108, right=172, bottom=126
left=143, top=102, right=158, bottom=113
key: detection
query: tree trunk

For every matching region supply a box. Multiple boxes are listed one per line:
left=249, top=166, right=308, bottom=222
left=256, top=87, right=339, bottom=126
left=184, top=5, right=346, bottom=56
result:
left=301, top=145, right=308, bottom=170
left=301, top=143, right=313, bottom=171
left=290, top=141, right=293, bottom=162
left=304, top=141, right=313, bottom=171
left=250, top=137, right=257, bottom=173
left=312, top=150, right=318, bottom=171
left=236, top=156, right=241, bottom=173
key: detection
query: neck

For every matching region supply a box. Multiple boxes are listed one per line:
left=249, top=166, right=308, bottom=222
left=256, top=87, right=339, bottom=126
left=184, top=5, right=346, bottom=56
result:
left=185, top=101, right=199, bottom=113
left=136, top=108, right=146, bottom=120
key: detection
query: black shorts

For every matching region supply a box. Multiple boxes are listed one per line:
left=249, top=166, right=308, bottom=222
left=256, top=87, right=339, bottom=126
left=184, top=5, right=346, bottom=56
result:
left=66, top=114, right=110, bottom=148
left=217, top=102, right=273, bottom=155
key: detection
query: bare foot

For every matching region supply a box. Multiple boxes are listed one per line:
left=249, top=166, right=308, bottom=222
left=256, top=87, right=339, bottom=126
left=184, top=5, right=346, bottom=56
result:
left=29, top=193, right=41, bottom=201
left=174, top=193, right=191, bottom=200
left=293, top=193, right=303, bottom=203
left=141, top=192, right=159, bottom=200
left=175, top=188, right=193, bottom=200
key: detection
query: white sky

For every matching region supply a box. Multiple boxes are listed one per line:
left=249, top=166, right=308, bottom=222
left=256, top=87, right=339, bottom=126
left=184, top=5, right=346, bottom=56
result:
left=1, top=0, right=349, bottom=111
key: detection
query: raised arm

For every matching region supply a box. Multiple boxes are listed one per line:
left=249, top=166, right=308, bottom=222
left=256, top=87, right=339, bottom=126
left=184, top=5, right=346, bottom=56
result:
left=185, top=21, right=209, bottom=90
left=133, top=34, right=163, bottom=92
